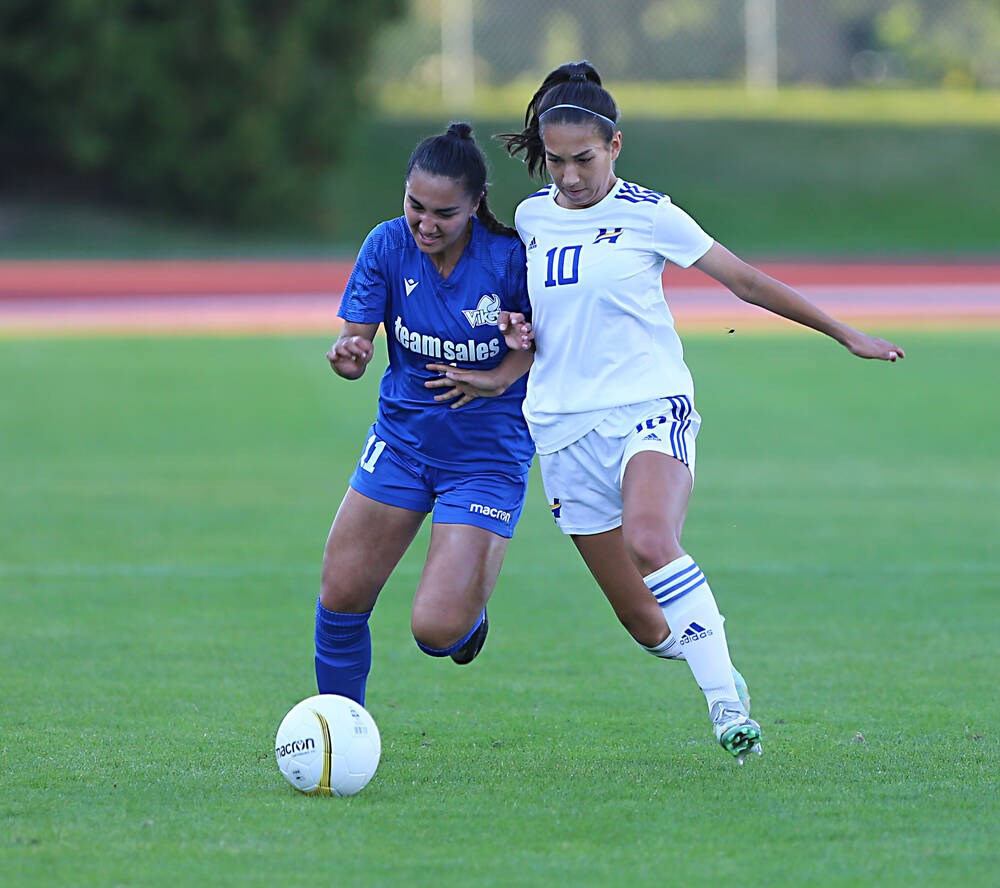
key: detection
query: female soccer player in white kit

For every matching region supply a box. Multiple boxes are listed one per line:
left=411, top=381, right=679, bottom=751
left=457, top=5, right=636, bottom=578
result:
left=492, top=61, right=906, bottom=762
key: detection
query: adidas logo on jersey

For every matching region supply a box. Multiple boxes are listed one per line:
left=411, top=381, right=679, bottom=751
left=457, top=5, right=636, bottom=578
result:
left=404, top=277, right=419, bottom=296
left=643, top=433, right=660, bottom=441
left=527, top=236, right=537, bottom=250
left=679, top=621, right=713, bottom=645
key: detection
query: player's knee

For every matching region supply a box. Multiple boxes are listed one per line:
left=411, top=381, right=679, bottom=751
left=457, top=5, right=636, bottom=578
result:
left=411, top=610, right=465, bottom=652
left=320, top=572, right=374, bottom=614
left=319, top=578, right=341, bottom=611
left=622, top=521, right=682, bottom=577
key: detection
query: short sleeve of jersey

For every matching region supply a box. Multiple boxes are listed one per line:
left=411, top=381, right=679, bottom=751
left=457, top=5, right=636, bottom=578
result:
left=513, top=194, right=535, bottom=247
left=338, top=223, right=390, bottom=324
left=505, top=237, right=531, bottom=318
left=652, top=198, right=714, bottom=269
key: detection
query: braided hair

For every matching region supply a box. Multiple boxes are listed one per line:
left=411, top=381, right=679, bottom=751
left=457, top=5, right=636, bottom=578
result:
left=407, top=122, right=517, bottom=238
left=499, top=60, right=620, bottom=178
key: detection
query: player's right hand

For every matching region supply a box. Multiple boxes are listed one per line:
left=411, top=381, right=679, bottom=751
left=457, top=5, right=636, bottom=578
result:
left=327, top=335, right=373, bottom=379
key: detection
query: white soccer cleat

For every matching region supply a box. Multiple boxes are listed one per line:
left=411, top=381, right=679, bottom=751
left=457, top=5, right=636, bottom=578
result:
left=734, top=741, right=763, bottom=766
left=711, top=700, right=762, bottom=764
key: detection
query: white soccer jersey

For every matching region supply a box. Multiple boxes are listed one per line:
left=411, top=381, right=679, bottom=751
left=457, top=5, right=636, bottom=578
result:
left=514, top=178, right=714, bottom=453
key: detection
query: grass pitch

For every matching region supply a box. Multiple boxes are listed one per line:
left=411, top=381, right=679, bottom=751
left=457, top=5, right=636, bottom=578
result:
left=1, top=331, right=996, bottom=887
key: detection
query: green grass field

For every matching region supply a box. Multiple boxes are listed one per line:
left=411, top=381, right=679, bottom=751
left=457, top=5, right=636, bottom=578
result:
left=1, top=331, right=997, bottom=887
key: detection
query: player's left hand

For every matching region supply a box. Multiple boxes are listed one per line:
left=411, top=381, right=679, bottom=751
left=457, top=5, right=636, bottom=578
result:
left=425, top=363, right=509, bottom=408
left=844, top=331, right=906, bottom=362
left=498, top=311, right=533, bottom=351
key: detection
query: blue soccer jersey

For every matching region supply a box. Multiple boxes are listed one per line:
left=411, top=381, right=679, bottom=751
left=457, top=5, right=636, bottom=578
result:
left=338, top=216, right=534, bottom=474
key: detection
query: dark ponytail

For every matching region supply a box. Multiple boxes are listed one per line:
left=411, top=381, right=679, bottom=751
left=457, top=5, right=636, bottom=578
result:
left=499, top=60, right=619, bottom=178
left=407, top=122, right=517, bottom=238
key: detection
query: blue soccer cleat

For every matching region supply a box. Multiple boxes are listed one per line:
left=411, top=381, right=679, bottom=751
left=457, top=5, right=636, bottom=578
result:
left=451, top=610, right=489, bottom=665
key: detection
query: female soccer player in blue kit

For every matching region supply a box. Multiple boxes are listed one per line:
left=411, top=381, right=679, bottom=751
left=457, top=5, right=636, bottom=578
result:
left=314, top=123, right=534, bottom=707
left=479, top=61, right=903, bottom=763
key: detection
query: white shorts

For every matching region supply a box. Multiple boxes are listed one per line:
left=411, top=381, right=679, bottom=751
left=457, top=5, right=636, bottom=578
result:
left=538, top=396, right=701, bottom=536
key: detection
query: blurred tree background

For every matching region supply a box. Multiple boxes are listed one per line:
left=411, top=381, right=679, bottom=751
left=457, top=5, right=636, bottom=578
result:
left=0, top=0, right=996, bottom=256
left=0, top=0, right=404, bottom=227
left=374, top=0, right=1000, bottom=95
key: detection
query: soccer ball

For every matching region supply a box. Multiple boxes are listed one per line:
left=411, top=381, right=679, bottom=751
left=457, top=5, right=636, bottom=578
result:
left=274, top=694, right=381, bottom=796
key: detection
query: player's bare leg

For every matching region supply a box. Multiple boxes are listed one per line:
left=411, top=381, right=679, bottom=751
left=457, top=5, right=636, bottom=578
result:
left=573, top=525, right=752, bottom=714
left=571, top=527, right=669, bottom=647
left=315, top=488, right=426, bottom=703
left=321, top=488, right=426, bottom=612
left=411, top=523, right=508, bottom=663
left=622, top=452, right=761, bottom=761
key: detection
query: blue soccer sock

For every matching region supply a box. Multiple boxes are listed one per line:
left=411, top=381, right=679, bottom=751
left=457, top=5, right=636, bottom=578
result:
left=415, top=611, right=485, bottom=657
left=644, top=554, right=741, bottom=714
left=314, top=599, right=372, bottom=706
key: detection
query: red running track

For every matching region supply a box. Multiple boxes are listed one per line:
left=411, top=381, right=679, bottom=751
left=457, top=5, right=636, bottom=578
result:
left=1, top=259, right=998, bottom=335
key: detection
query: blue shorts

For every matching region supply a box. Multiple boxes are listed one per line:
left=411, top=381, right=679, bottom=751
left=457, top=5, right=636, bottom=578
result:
left=348, top=426, right=528, bottom=539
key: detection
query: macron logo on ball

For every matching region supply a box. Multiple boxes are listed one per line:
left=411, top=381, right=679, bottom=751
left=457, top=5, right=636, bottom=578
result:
left=275, top=737, right=316, bottom=758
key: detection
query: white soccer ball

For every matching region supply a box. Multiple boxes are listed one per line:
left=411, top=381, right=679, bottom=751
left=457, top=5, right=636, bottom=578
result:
left=274, top=694, right=381, bottom=796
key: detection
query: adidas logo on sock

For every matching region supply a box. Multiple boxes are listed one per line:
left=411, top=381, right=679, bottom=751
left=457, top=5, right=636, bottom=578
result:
left=679, top=621, right=713, bottom=645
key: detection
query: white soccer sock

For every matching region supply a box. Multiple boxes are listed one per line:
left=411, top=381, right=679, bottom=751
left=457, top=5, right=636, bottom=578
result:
left=641, top=631, right=685, bottom=660
left=641, top=614, right=729, bottom=661
left=644, top=554, right=741, bottom=714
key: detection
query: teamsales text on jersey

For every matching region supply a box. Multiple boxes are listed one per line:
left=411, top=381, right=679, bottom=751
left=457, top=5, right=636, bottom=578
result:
left=394, top=316, right=501, bottom=363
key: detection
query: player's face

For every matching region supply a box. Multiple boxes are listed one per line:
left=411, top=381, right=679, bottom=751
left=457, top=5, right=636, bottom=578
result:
left=403, top=169, right=480, bottom=264
left=541, top=122, right=622, bottom=209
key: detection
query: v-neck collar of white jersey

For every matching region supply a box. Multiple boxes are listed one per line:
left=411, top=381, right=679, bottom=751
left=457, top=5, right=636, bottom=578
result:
left=547, top=177, right=624, bottom=214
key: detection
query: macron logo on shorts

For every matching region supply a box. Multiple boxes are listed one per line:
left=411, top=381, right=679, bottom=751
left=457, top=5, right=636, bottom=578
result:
left=469, top=502, right=512, bottom=524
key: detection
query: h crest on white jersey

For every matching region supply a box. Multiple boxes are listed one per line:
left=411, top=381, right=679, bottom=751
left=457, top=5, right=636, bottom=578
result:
left=594, top=227, right=624, bottom=244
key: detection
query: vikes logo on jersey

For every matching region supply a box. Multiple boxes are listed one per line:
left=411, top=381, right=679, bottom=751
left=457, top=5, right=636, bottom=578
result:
left=463, top=293, right=501, bottom=328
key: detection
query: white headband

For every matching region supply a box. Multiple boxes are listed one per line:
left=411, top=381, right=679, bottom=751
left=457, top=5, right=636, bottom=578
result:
left=539, top=103, right=618, bottom=131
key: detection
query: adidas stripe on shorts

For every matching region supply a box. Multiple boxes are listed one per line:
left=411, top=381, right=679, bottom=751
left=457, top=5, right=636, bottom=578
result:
left=538, top=396, right=701, bottom=536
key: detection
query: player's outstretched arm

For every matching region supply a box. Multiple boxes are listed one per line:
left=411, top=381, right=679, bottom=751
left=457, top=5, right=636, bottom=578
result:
left=694, top=243, right=906, bottom=362
left=326, top=322, right=379, bottom=379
